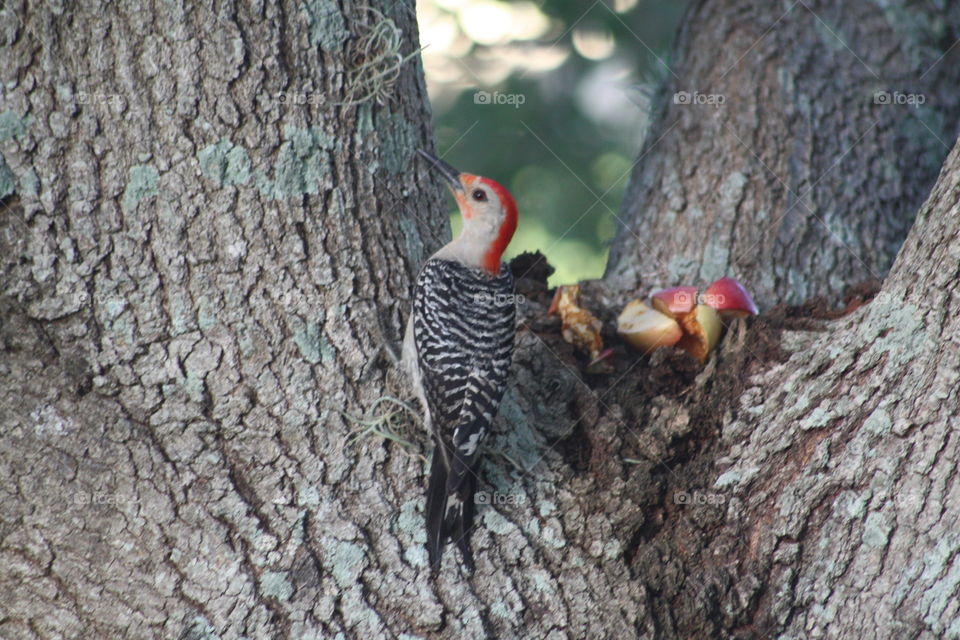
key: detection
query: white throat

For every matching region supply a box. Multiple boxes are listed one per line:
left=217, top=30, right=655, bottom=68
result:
left=432, top=218, right=499, bottom=270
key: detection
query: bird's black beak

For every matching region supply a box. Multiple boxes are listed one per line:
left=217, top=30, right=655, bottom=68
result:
left=417, top=149, right=465, bottom=192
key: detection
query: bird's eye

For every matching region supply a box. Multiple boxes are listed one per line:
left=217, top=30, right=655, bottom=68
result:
left=472, top=189, right=487, bottom=202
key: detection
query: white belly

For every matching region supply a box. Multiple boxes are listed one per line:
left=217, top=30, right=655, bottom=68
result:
left=403, top=316, right=431, bottom=434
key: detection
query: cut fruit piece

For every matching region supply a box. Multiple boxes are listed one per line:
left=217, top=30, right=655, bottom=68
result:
left=675, top=304, right=722, bottom=363
left=702, top=277, right=758, bottom=318
left=651, top=286, right=699, bottom=318
left=617, top=300, right=683, bottom=352
left=550, top=285, right=608, bottom=367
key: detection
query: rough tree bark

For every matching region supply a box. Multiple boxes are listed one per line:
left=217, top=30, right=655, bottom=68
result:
left=1, top=0, right=449, bottom=637
left=607, top=0, right=960, bottom=307
left=1, top=1, right=958, bottom=640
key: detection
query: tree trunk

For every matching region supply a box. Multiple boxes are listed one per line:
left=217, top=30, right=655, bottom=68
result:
left=1, top=1, right=959, bottom=639
left=1, top=0, right=447, bottom=637
left=607, top=0, right=960, bottom=308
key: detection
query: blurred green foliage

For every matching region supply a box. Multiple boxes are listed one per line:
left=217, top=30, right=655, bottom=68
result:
left=427, top=0, right=690, bottom=285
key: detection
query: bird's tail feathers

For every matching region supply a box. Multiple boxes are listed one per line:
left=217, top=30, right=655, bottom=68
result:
left=426, top=451, right=478, bottom=573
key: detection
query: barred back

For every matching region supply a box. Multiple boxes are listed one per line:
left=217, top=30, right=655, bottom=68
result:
left=412, top=258, right=516, bottom=480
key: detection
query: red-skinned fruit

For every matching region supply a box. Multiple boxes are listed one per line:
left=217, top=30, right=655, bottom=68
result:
left=651, top=286, right=699, bottom=318
left=702, top=277, right=758, bottom=319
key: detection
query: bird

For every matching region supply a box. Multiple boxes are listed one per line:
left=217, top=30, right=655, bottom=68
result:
left=403, top=148, right=519, bottom=572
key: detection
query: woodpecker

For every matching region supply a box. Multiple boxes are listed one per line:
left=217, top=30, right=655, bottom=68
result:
left=403, top=149, right=519, bottom=571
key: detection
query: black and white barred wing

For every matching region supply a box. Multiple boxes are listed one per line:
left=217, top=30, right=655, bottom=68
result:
left=412, top=259, right=516, bottom=483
